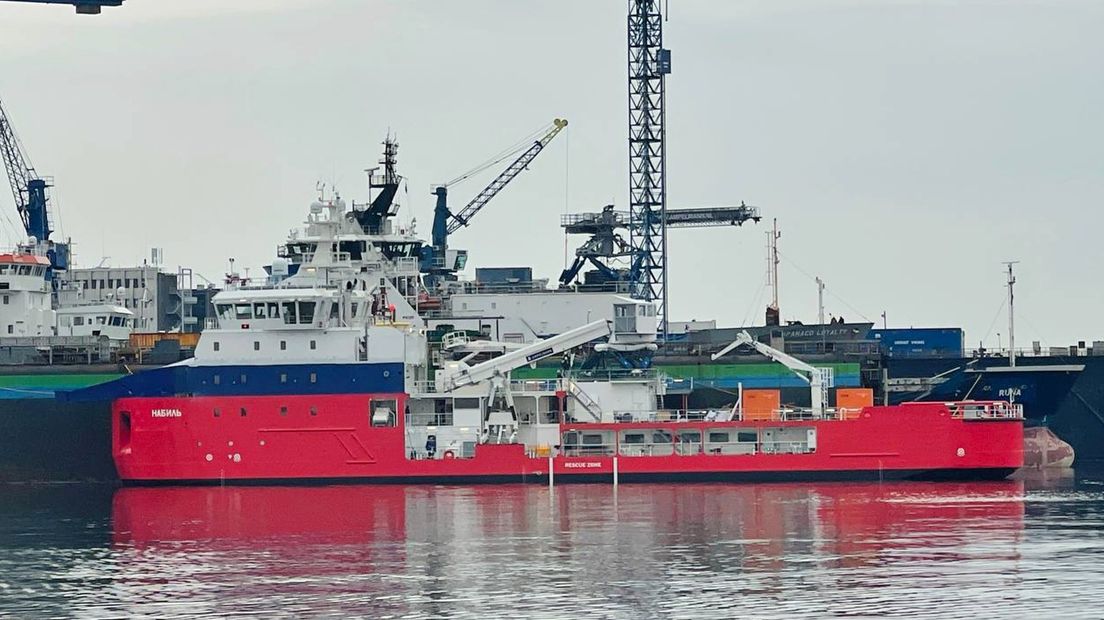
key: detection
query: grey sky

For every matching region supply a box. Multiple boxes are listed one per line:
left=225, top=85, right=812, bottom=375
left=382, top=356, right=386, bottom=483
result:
left=1, top=0, right=1101, bottom=348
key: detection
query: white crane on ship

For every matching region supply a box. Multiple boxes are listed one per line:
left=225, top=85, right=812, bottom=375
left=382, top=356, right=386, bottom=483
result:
left=712, top=331, right=834, bottom=417
left=435, top=319, right=613, bottom=444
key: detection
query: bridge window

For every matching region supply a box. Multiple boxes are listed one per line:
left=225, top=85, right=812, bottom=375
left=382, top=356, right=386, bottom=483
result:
left=281, top=301, right=297, bottom=324
left=266, top=302, right=280, bottom=318
left=73, top=316, right=84, bottom=326
left=253, top=303, right=267, bottom=319
left=235, top=304, right=252, bottom=320
left=298, top=301, right=316, bottom=324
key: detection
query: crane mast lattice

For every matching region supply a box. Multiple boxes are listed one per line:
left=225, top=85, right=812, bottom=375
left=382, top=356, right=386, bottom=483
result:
left=627, top=0, right=671, bottom=336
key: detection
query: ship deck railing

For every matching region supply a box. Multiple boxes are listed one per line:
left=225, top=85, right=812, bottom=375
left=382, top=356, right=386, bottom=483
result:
left=561, top=444, right=617, bottom=458
left=568, top=369, right=661, bottom=383
left=604, top=407, right=863, bottom=423
left=556, top=440, right=813, bottom=458
left=911, top=400, right=1024, bottom=420
left=409, top=373, right=661, bottom=396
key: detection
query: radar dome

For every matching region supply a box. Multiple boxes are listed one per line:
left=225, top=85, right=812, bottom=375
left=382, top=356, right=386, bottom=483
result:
left=271, top=257, right=290, bottom=277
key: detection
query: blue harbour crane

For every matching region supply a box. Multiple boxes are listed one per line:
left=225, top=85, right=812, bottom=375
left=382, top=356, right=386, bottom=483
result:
left=0, top=98, right=69, bottom=280
left=422, top=118, right=568, bottom=287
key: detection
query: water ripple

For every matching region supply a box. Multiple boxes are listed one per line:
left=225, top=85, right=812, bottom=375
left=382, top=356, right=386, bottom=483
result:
left=2, top=474, right=1104, bottom=618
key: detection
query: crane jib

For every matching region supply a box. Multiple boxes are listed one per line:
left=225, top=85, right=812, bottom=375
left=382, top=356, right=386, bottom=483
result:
left=525, top=348, right=556, bottom=364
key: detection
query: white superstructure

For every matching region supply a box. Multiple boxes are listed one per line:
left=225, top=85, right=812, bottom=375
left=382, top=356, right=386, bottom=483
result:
left=0, top=250, right=54, bottom=337
left=55, top=304, right=136, bottom=340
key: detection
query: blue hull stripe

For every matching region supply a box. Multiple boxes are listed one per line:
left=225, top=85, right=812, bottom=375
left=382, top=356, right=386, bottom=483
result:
left=59, top=362, right=405, bottom=402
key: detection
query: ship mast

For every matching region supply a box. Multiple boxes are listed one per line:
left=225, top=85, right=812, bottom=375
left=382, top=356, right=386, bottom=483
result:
left=816, top=277, right=825, bottom=325
left=1004, top=261, right=1018, bottom=366
left=765, top=218, right=781, bottom=325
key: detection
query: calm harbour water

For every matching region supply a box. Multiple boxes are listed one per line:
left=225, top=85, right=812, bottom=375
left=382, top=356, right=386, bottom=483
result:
left=1, top=470, right=1103, bottom=619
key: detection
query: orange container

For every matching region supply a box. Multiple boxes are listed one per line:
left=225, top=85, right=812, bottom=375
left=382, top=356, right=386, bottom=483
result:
left=836, top=388, right=873, bottom=419
left=742, top=389, right=780, bottom=421
left=129, top=331, right=201, bottom=350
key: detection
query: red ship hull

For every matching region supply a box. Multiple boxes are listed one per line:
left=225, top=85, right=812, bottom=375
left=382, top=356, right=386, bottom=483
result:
left=112, top=395, right=1022, bottom=484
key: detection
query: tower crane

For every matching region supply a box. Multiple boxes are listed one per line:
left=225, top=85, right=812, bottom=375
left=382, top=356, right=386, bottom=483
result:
left=423, top=118, right=568, bottom=286
left=712, top=330, right=834, bottom=416
left=624, top=1, right=762, bottom=338
left=0, top=98, right=69, bottom=281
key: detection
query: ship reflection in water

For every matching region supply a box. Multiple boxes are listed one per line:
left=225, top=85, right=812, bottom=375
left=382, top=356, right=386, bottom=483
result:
left=108, top=481, right=1029, bottom=618
left=6, top=477, right=1104, bottom=618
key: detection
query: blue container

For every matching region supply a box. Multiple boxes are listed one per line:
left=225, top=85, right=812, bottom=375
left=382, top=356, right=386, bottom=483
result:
left=871, top=328, right=964, bottom=358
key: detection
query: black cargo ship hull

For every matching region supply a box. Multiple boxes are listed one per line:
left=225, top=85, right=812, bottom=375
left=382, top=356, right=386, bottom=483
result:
left=885, top=356, right=1104, bottom=462
left=0, top=399, right=115, bottom=482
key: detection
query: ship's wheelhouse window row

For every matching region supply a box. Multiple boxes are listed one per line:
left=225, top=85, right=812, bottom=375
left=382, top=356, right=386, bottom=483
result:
left=0, top=265, right=44, bottom=276
left=215, top=300, right=326, bottom=326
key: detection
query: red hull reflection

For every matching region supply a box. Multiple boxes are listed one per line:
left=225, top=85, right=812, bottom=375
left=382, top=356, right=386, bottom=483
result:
left=113, top=485, right=408, bottom=547
left=114, top=481, right=1024, bottom=565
